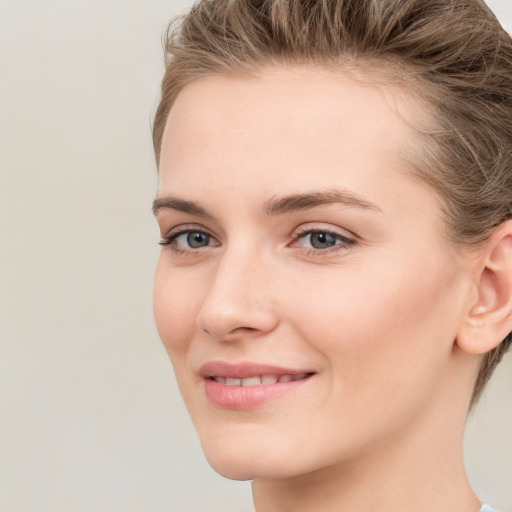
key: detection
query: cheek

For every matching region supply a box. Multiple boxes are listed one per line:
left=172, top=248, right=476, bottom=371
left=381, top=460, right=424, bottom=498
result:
left=153, top=259, right=199, bottom=359
left=288, top=253, right=461, bottom=395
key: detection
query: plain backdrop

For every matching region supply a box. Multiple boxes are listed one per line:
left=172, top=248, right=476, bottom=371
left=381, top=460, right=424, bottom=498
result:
left=1, top=1, right=511, bottom=511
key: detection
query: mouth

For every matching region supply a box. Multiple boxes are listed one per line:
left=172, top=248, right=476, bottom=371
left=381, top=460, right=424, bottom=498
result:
left=210, top=373, right=313, bottom=386
left=199, top=361, right=316, bottom=410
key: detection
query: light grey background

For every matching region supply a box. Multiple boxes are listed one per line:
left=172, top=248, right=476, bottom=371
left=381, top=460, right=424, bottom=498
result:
left=0, top=1, right=510, bottom=511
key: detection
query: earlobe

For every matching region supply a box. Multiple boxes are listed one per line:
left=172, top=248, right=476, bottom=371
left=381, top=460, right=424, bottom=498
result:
left=456, top=220, right=512, bottom=355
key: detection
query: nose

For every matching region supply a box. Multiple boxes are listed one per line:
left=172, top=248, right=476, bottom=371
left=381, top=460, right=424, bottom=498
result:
left=196, top=248, right=280, bottom=341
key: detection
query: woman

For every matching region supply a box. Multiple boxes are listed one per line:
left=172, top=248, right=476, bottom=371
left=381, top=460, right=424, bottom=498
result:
left=151, top=1, right=512, bottom=510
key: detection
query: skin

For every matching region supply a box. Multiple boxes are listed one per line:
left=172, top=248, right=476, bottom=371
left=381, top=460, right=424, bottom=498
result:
left=153, top=67, right=486, bottom=511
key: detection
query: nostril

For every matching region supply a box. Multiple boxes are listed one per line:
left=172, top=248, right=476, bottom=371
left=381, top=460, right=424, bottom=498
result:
left=196, top=295, right=279, bottom=341
left=200, top=324, right=263, bottom=342
left=226, top=326, right=261, bottom=338
left=232, top=326, right=257, bottom=333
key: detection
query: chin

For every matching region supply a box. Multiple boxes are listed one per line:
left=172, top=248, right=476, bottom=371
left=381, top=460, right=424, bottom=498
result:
left=199, top=438, right=270, bottom=480
left=205, top=453, right=258, bottom=481
left=204, top=451, right=302, bottom=481
left=195, top=429, right=287, bottom=480
left=197, top=428, right=330, bottom=481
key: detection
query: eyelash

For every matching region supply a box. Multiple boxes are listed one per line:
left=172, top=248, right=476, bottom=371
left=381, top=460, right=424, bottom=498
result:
left=159, top=225, right=214, bottom=254
left=159, top=225, right=356, bottom=257
left=291, top=227, right=356, bottom=257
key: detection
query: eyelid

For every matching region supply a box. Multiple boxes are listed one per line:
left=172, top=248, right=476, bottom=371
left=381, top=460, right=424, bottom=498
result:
left=159, top=223, right=220, bottom=250
left=158, top=222, right=357, bottom=257
left=289, top=224, right=357, bottom=255
left=292, top=222, right=356, bottom=241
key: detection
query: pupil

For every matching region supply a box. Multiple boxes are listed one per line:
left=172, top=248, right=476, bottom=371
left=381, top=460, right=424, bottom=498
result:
left=187, top=232, right=209, bottom=248
left=311, top=232, right=336, bottom=249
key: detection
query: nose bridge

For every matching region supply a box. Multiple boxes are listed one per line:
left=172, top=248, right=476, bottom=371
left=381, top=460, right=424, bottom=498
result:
left=196, top=242, right=278, bottom=339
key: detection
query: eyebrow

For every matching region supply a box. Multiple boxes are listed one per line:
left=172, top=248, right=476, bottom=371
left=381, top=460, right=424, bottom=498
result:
left=152, top=196, right=213, bottom=218
left=263, top=190, right=382, bottom=215
left=152, top=189, right=382, bottom=217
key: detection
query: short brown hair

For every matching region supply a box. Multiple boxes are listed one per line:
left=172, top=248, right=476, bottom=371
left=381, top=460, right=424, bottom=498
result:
left=152, top=0, right=512, bottom=407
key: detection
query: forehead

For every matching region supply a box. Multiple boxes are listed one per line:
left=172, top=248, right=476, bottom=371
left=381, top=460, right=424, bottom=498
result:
left=158, top=66, right=432, bottom=215
left=161, top=66, right=420, bottom=170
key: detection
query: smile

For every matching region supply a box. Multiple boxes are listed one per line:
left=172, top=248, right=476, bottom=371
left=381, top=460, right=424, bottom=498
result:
left=211, top=373, right=311, bottom=386
left=200, top=362, right=315, bottom=410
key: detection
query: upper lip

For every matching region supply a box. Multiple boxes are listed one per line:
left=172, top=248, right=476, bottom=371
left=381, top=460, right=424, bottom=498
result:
left=199, top=361, right=315, bottom=379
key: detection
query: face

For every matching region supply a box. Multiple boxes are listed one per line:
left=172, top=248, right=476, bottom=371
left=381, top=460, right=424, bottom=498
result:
left=153, top=67, right=474, bottom=481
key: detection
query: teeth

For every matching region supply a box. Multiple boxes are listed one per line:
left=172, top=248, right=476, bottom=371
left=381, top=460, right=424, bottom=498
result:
left=241, top=376, right=261, bottom=386
left=212, top=373, right=310, bottom=386
left=261, top=374, right=278, bottom=385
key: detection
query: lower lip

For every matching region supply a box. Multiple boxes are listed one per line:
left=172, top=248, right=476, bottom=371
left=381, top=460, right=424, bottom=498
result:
left=204, top=377, right=312, bottom=410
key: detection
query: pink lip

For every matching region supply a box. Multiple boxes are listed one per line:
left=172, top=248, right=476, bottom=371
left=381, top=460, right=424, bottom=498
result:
left=199, top=361, right=313, bottom=379
left=199, top=361, right=315, bottom=410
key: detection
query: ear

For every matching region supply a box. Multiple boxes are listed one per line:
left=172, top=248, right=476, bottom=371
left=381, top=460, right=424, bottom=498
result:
left=456, top=220, right=512, bottom=355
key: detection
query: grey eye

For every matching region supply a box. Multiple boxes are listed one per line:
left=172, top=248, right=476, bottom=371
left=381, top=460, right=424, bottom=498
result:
left=308, top=231, right=338, bottom=249
left=186, top=232, right=210, bottom=248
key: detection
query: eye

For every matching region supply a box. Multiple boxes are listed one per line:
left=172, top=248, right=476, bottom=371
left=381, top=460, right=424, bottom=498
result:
left=302, top=231, right=339, bottom=249
left=159, top=227, right=219, bottom=253
left=180, top=231, right=211, bottom=249
left=291, top=228, right=355, bottom=255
